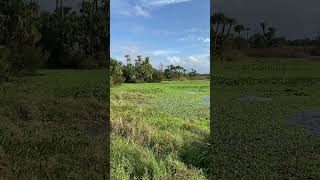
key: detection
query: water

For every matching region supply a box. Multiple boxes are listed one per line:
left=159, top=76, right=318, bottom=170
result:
left=203, top=96, right=210, bottom=104
left=288, top=110, right=320, bottom=136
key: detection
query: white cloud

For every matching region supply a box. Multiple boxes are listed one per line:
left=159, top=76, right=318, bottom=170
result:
left=179, top=35, right=210, bottom=43
left=185, top=28, right=210, bottom=34
left=134, top=5, right=151, bottom=17
left=168, top=56, right=182, bottom=64
left=111, top=0, right=193, bottom=17
left=145, top=50, right=180, bottom=56
left=166, top=54, right=209, bottom=73
left=142, top=0, right=193, bottom=7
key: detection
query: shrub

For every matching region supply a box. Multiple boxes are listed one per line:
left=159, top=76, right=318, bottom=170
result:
left=110, top=58, right=124, bottom=86
left=5, top=45, right=48, bottom=76
left=309, top=47, right=320, bottom=56
left=222, top=49, right=244, bottom=61
left=149, top=69, right=164, bottom=83
left=0, top=48, right=10, bottom=82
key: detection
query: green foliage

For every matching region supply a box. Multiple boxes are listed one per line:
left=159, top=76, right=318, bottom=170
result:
left=0, top=45, right=48, bottom=80
left=39, top=2, right=107, bottom=69
left=0, top=48, right=10, bottom=82
left=110, top=58, right=124, bottom=86
left=1, top=0, right=108, bottom=71
left=0, top=70, right=107, bottom=178
left=151, top=69, right=164, bottom=83
left=164, top=65, right=188, bottom=80
left=111, top=80, right=209, bottom=179
left=8, top=45, right=48, bottom=75
left=113, top=55, right=166, bottom=84
left=211, top=59, right=320, bottom=178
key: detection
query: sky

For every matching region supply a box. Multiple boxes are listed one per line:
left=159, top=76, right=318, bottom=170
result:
left=212, top=0, right=320, bottom=40
left=111, top=0, right=210, bottom=73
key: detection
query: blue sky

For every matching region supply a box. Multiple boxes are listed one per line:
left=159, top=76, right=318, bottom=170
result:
left=111, top=0, right=210, bottom=73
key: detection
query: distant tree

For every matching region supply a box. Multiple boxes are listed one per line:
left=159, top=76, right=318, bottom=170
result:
left=125, top=54, right=131, bottom=65
left=141, top=57, right=153, bottom=82
left=245, top=27, right=250, bottom=40
left=110, top=58, right=124, bottom=85
left=260, top=21, right=268, bottom=36
left=213, top=13, right=225, bottom=51
left=234, top=24, right=245, bottom=38
left=226, top=17, right=236, bottom=38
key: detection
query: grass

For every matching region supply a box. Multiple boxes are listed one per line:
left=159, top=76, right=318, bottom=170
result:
left=0, top=69, right=108, bottom=179
left=111, top=80, right=210, bottom=179
left=211, top=57, right=320, bottom=179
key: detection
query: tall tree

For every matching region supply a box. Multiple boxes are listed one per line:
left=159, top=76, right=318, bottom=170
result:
left=60, top=0, right=64, bottom=18
left=245, top=27, right=250, bottom=40
left=226, top=17, right=236, bottom=38
left=234, top=24, right=245, bottom=38
left=260, top=21, right=268, bottom=36
left=125, top=54, right=131, bottom=65
left=213, top=13, right=225, bottom=51
left=56, top=0, right=59, bottom=13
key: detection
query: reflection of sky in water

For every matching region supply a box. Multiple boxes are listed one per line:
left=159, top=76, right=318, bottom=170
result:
left=203, top=96, right=210, bottom=104
left=288, top=111, right=320, bottom=136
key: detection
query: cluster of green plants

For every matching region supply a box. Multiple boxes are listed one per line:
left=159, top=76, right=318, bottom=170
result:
left=0, top=69, right=108, bottom=178
left=111, top=55, right=201, bottom=86
left=0, top=0, right=108, bottom=83
left=210, top=58, right=320, bottom=178
left=211, top=13, right=320, bottom=60
left=111, top=80, right=210, bottom=179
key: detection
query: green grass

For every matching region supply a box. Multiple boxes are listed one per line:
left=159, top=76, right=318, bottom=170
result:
left=111, top=80, right=210, bottom=179
left=0, top=69, right=108, bottom=179
left=211, top=58, right=320, bottom=179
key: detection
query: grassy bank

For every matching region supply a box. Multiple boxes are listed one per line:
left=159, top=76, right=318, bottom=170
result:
left=211, top=58, right=320, bottom=178
left=111, top=80, right=210, bottom=179
left=0, top=70, right=107, bottom=179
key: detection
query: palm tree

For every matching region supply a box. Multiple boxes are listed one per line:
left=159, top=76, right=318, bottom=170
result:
left=136, top=55, right=142, bottom=65
left=220, top=16, right=227, bottom=37
left=245, top=27, right=250, bottom=40
left=234, top=24, right=245, bottom=38
left=226, top=17, right=236, bottom=38
left=267, top=27, right=276, bottom=37
left=56, top=0, right=59, bottom=13
left=94, top=0, right=98, bottom=12
left=125, top=54, right=131, bottom=65
left=145, top=56, right=150, bottom=64
left=60, top=0, right=64, bottom=18
left=213, top=13, right=225, bottom=51
left=260, top=21, right=268, bottom=35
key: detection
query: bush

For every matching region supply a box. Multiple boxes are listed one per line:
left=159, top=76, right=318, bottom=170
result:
left=7, top=45, right=47, bottom=76
left=111, top=58, right=125, bottom=86
left=149, top=69, right=164, bottom=83
left=0, top=48, right=10, bottom=82
left=222, top=49, right=244, bottom=61
left=309, top=47, right=320, bottom=56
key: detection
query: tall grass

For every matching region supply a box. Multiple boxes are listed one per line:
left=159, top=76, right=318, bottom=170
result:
left=111, top=81, right=210, bottom=179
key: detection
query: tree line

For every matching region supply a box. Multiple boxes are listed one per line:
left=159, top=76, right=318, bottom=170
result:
left=211, top=12, right=320, bottom=60
left=0, top=0, right=108, bottom=83
left=111, top=55, right=201, bottom=86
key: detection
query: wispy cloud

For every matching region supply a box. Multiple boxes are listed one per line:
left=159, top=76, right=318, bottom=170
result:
left=142, top=0, right=193, bottom=8
left=179, top=35, right=210, bottom=43
left=184, top=27, right=210, bottom=34
left=145, top=50, right=180, bottom=56
left=134, top=5, right=151, bottom=17
left=111, top=0, right=193, bottom=17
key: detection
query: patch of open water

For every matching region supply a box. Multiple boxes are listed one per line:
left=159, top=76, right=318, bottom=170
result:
left=288, top=110, right=320, bottom=136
